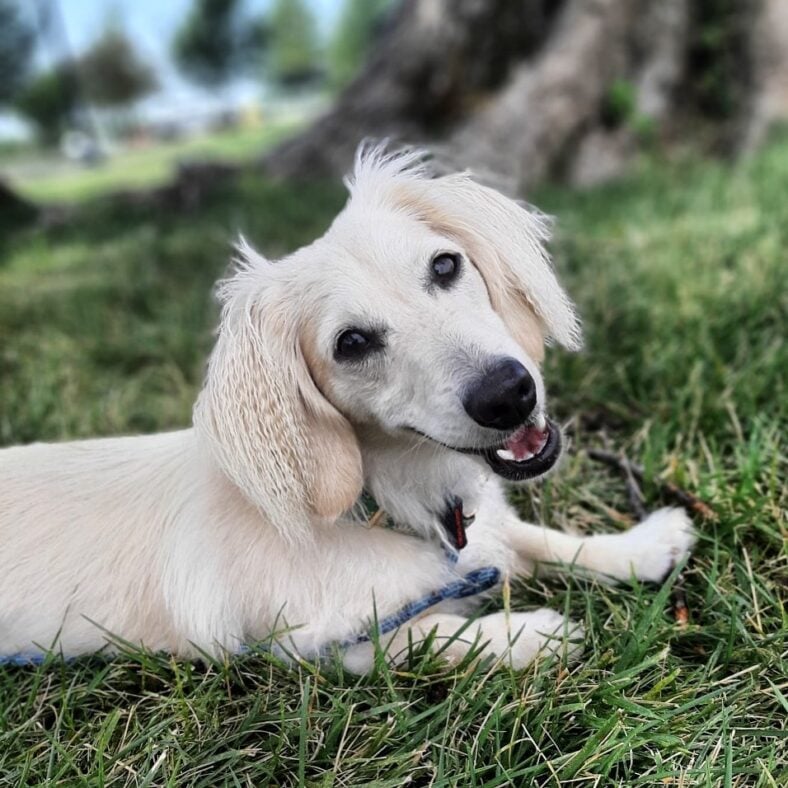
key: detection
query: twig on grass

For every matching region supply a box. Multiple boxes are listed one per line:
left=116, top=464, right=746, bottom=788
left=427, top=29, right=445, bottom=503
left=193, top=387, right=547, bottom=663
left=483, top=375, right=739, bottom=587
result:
left=586, top=448, right=647, bottom=519
left=658, top=479, right=717, bottom=521
left=586, top=448, right=716, bottom=521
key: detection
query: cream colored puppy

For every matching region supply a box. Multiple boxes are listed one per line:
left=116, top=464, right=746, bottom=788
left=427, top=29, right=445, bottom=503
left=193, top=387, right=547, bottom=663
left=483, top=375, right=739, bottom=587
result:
left=0, top=148, right=695, bottom=671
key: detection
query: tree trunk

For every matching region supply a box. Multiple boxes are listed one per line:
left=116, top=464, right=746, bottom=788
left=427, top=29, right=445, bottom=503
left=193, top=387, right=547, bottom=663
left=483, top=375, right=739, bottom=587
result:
left=265, top=0, right=788, bottom=188
left=266, top=0, right=566, bottom=179
left=451, top=0, right=655, bottom=188
left=743, top=0, right=788, bottom=151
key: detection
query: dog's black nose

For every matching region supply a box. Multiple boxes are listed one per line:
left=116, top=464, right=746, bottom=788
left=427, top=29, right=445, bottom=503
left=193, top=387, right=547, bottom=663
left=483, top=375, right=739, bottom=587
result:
left=463, top=358, right=536, bottom=430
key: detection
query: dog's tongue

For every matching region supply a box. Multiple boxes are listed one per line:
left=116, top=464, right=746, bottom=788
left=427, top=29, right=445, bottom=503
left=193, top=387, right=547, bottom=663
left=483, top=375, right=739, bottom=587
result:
left=504, top=423, right=549, bottom=462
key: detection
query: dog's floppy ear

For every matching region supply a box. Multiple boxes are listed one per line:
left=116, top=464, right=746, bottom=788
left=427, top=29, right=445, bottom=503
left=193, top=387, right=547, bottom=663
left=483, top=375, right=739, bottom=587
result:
left=194, top=247, right=362, bottom=542
left=416, top=173, right=581, bottom=354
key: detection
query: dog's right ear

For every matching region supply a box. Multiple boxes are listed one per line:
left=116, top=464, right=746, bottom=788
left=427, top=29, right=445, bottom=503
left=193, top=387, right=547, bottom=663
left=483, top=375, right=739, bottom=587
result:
left=193, top=248, right=363, bottom=543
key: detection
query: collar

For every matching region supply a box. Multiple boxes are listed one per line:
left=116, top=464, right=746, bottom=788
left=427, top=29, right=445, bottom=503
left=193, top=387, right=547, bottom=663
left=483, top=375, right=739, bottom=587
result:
left=357, top=490, right=476, bottom=563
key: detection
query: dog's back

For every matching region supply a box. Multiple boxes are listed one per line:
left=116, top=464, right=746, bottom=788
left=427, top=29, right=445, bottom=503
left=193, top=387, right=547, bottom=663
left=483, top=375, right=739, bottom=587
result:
left=0, top=431, right=195, bottom=655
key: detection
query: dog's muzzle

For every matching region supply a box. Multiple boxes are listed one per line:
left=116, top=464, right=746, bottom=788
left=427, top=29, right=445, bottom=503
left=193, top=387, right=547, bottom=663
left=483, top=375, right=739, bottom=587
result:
left=460, top=357, right=562, bottom=481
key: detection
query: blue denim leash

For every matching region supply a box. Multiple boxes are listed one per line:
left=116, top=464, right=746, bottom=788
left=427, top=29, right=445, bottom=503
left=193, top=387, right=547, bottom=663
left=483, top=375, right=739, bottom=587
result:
left=337, top=565, right=501, bottom=649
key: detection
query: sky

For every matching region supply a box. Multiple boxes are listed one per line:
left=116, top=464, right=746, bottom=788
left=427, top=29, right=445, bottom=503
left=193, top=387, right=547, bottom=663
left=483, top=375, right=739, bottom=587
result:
left=2, top=0, right=341, bottom=139
left=47, top=0, right=340, bottom=62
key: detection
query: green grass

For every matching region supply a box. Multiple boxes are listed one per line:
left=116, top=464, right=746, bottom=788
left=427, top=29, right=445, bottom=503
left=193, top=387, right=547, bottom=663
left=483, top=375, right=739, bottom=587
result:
left=0, top=134, right=786, bottom=785
left=3, top=123, right=298, bottom=204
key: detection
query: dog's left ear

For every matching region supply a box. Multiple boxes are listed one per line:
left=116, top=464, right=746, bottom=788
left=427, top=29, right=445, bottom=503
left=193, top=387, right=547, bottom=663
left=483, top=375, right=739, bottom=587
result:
left=397, top=172, right=582, bottom=355
left=194, top=254, right=363, bottom=541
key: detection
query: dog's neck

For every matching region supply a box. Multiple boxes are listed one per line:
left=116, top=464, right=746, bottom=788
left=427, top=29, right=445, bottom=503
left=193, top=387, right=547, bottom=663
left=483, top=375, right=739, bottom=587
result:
left=355, top=426, right=491, bottom=540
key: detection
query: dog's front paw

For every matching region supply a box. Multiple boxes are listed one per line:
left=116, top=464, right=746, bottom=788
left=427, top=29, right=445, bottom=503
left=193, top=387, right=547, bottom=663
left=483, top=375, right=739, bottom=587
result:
left=604, top=507, right=696, bottom=583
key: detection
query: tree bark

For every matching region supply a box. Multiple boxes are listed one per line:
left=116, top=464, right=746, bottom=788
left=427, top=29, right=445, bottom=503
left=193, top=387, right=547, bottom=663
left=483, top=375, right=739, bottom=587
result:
left=265, top=0, right=788, bottom=188
left=451, top=0, right=644, bottom=188
left=743, top=0, right=788, bottom=151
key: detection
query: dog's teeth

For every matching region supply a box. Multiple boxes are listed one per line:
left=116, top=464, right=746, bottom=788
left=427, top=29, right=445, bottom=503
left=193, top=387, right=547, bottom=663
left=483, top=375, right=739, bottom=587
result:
left=496, top=448, right=516, bottom=461
left=535, top=413, right=547, bottom=431
left=520, top=451, right=534, bottom=461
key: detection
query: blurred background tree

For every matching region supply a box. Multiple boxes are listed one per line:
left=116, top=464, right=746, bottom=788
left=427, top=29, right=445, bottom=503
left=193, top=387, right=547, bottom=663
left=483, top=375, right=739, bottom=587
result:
left=328, top=0, right=391, bottom=89
left=13, top=25, right=154, bottom=146
left=174, top=0, right=268, bottom=88
left=268, top=0, right=321, bottom=88
left=175, top=0, right=245, bottom=88
left=0, top=0, right=36, bottom=221
left=78, top=27, right=157, bottom=109
left=14, top=66, right=78, bottom=146
left=0, top=0, right=35, bottom=105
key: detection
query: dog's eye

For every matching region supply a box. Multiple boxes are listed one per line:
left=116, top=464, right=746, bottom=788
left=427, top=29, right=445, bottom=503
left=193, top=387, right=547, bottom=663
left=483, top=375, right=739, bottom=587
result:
left=431, top=253, right=460, bottom=286
left=335, top=329, right=381, bottom=361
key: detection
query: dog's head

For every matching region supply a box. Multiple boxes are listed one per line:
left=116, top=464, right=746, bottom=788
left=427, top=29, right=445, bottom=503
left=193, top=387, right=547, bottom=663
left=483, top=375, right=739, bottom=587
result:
left=195, top=146, right=581, bottom=540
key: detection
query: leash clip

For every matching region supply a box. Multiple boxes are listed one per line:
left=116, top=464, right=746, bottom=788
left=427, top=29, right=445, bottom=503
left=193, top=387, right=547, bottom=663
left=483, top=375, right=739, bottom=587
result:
left=441, top=495, right=474, bottom=551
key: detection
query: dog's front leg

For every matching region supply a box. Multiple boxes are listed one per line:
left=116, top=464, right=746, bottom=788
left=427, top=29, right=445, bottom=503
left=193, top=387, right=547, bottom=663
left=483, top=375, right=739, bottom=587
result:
left=506, top=507, right=696, bottom=584
left=341, top=609, right=584, bottom=674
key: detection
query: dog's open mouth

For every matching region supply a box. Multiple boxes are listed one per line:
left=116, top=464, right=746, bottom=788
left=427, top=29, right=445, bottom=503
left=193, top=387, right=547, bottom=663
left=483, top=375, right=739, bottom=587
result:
left=407, top=416, right=562, bottom=482
left=480, top=416, right=562, bottom=481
